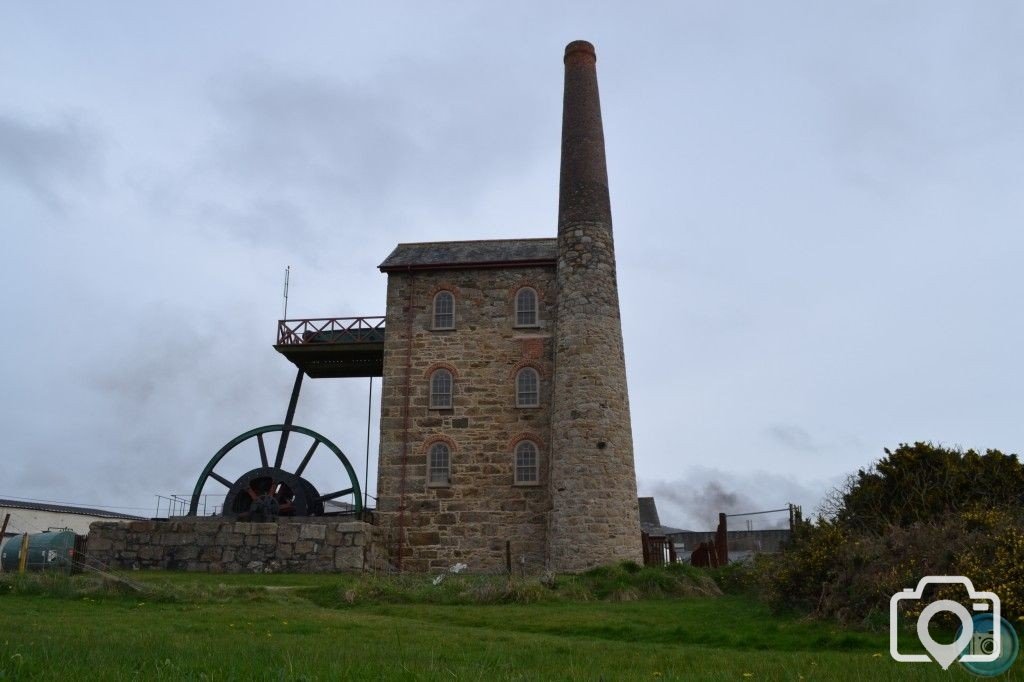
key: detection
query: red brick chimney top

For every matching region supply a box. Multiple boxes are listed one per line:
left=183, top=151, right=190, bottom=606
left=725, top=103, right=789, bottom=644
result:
left=564, top=40, right=596, bottom=65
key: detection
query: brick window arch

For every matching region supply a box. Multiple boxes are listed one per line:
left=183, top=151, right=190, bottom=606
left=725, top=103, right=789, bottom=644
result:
left=427, top=441, right=451, bottom=487
left=514, top=287, right=538, bottom=327
left=432, top=290, right=455, bottom=330
left=515, top=367, right=539, bottom=408
left=429, top=368, right=453, bottom=409
left=514, top=440, right=540, bottom=485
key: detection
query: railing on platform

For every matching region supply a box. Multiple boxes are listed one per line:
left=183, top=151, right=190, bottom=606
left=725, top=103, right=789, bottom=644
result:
left=155, top=494, right=223, bottom=518
left=276, top=316, right=385, bottom=346
left=152, top=492, right=377, bottom=519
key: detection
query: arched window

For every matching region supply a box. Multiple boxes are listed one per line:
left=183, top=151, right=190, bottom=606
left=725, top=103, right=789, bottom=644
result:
left=433, top=291, right=455, bottom=329
left=430, top=369, right=453, bottom=409
left=428, top=442, right=451, bottom=486
left=516, top=368, right=539, bottom=408
left=515, top=288, right=538, bottom=327
left=515, top=441, right=539, bottom=485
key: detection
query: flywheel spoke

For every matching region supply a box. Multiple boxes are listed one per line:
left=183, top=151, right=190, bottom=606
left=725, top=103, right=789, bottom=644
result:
left=295, top=440, right=319, bottom=478
left=319, top=487, right=354, bottom=502
left=257, top=433, right=269, bottom=468
left=210, top=471, right=233, bottom=488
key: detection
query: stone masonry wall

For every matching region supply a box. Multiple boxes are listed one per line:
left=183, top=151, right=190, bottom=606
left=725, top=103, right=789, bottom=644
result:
left=85, top=518, right=389, bottom=573
left=376, top=264, right=555, bottom=572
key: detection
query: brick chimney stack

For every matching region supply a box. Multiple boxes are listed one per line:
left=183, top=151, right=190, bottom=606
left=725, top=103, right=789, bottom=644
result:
left=548, top=40, right=643, bottom=571
left=557, top=41, right=612, bottom=230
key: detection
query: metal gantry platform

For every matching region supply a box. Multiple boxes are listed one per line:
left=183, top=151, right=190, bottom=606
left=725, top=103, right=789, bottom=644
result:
left=274, top=316, right=385, bottom=378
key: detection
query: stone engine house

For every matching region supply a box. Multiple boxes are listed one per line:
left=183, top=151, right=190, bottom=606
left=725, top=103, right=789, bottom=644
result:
left=272, top=40, right=642, bottom=573
left=371, top=41, right=641, bottom=573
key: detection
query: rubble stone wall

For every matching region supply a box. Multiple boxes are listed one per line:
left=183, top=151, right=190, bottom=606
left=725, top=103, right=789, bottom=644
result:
left=85, top=518, right=390, bottom=573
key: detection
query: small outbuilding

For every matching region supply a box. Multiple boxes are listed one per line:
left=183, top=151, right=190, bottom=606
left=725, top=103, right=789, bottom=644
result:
left=0, top=498, right=143, bottom=537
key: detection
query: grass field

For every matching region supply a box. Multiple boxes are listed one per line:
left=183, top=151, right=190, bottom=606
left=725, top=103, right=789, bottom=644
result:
left=0, top=568, right=1019, bottom=681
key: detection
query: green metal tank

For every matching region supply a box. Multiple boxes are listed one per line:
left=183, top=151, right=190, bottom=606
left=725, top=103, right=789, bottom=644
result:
left=0, top=529, right=81, bottom=572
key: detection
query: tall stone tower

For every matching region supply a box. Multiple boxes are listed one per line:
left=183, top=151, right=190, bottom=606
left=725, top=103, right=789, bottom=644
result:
left=547, top=40, right=642, bottom=571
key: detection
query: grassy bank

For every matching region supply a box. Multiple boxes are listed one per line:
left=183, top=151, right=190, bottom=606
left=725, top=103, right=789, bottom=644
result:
left=0, top=568, right=1015, bottom=680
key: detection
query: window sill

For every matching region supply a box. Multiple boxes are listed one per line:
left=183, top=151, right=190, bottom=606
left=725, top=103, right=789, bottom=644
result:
left=515, top=403, right=540, bottom=409
left=427, top=481, right=451, bottom=488
left=512, top=323, right=540, bottom=329
left=513, top=480, right=540, bottom=487
left=431, top=326, right=455, bottom=332
left=429, top=405, right=454, bottom=411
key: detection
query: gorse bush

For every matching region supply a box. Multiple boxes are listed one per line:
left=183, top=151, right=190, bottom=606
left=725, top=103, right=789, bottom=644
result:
left=954, top=509, right=1024, bottom=620
left=826, top=442, right=1024, bottom=534
left=757, top=442, right=1024, bottom=627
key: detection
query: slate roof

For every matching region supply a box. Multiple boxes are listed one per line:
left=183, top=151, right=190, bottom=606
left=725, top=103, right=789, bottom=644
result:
left=638, top=496, right=690, bottom=536
left=379, top=238, right=557, bottom=272
left=638, top=497, right=661, bottom=527
left=0, top=498, right=145, bottom=521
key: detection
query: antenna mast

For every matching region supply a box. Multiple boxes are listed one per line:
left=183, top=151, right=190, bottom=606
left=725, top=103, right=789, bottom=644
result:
left=282, top=266, right=291, bottom=319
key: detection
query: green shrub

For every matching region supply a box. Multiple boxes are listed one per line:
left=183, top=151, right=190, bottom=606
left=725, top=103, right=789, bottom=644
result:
left=954, top=509, right=1024, bottom=621
left=706, top=560, right=758, bottom=596
left=746, top=442, right=1024, bottom=626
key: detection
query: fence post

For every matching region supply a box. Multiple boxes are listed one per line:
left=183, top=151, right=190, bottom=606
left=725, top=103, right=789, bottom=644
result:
left=18, top=533, right=29, bottom=574
left=716, top=513, right=728, bottom=566
left=0, top=514, right=9, bottom=574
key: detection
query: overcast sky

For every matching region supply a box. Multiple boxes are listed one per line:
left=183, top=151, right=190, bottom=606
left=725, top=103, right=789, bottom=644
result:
left=1, top=2, right=1021, bottom=532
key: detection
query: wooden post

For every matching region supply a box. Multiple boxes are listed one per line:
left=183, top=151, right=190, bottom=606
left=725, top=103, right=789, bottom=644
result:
left=18, top=533, right=29, bottom=574
left=0, top=514, right=9, bottom=573
left=505, top=540, right=512, bottom=589
left=716, top=513, right=729, bottom=566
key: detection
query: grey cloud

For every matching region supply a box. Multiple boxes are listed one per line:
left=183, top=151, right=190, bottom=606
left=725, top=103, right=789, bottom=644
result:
left=765, top=423, right=823, bottom=453
left=0, top=112, right=103, bottom=210
left=202, top=64, right=549, bottom=227
left=207, top=73, right=411, bottom=197
left=194, top=198, right=315, bottom=248
left=82, top=307, right=287, bottom=496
